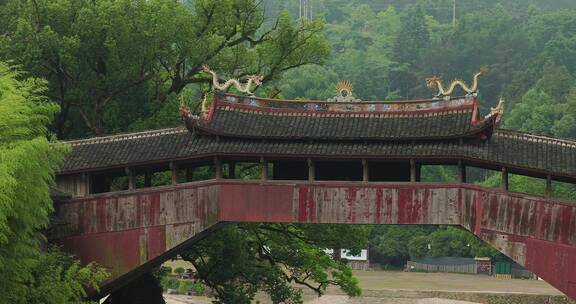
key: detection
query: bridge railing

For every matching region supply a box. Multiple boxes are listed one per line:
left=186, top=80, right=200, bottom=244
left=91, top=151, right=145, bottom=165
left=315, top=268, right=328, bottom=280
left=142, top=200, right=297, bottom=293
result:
left=55, top=157, right=576, bottom=203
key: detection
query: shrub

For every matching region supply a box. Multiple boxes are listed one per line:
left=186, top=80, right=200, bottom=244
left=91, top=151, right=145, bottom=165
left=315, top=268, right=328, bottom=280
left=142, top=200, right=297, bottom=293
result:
left=174, top=267, right=185, bottom=276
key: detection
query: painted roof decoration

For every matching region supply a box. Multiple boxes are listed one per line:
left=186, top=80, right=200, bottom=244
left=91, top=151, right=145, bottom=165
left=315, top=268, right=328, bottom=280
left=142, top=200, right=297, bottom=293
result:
left=179, top=68, right=503, bottom=141
left=328, top=81, right=360, bottom=102
left=426, top=68, right=486, bottom=97
left=59, top=68, right=576, bottom=181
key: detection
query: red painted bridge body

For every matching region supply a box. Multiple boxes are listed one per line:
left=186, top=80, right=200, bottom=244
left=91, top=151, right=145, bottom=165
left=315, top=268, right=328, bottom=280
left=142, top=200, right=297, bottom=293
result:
left=51, top=180, right=576, bottom=298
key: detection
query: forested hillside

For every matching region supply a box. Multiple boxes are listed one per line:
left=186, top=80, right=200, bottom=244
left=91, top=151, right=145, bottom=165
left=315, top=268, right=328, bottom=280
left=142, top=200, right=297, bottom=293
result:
left=1, top=1, right=576, bottom=302
left=270, top=0, right=576, bottom=140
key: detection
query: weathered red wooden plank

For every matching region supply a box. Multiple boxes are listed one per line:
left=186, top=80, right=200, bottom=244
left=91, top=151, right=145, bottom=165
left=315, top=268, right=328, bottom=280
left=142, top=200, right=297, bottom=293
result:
left=50, top=181, right=576, bottom=299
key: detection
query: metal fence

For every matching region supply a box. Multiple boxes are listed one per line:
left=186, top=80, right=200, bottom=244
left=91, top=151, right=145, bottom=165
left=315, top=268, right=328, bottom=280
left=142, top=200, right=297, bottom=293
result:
left=406, top=261, right=477, bottom=274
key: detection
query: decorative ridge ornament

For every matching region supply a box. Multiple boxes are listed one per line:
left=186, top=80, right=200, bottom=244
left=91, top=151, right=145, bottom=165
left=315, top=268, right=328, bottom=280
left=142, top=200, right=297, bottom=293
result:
left=202, top=65, right=263, bottom=96
left=489, top=98, right=505, bottom=124
left=426, top=68, right=487, bottom=97
left=328, top=81, right=361, bottom=102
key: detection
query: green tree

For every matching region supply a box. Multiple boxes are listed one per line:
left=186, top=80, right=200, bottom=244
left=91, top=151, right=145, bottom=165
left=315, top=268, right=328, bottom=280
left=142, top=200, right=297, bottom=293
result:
left=181, top=223, right=368, bottom=304
left=23, top=247, right=109, bottom=304
left=370, top=226, right=432, bottom=266
left=0, top=0, right=329, bottom=138
left=390, top=5, right=430, bottom=98
left=0, top=62, right=106, bottom=303
left=408, top=235, right=429, bottom=258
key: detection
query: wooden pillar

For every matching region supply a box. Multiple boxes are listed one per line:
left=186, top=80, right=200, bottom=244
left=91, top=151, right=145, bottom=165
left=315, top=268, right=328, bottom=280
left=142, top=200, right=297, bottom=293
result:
left=410, top=159, right=417, bottom=182
left=144, top=170, right=152, bottom=188
left=546, top=175, right=552, bottom=198
left=185, top=166, right=194, bottom=182
left=81, top=172, right=90, bottom=196
left=125, top=167, right=136, bottom=190
left=501, top=167, right=509, bottom=191
left=458, top=160, right=466, bottom=183
left=307, top=158, right=315, bottom=181
left=260, top=157, right=268, bottom=181
left=169, top=162, right=178, bottom=185
left=228, top=161, right=236, bottom=179
left=362, top=159, right=369, bottom=182
left=214, top=157, right=222, bottom=179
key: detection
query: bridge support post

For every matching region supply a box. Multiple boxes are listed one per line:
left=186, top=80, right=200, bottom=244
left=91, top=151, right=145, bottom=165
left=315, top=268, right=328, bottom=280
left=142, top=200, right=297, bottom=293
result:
left=501, top=167, right=509, bottom=191
left=458, top=160, right=466, bottom=183
left=410, top=159, right=417, bottom=182
left=261, top=158, right=268, bottom=181
left=214, top=157, right=222, bottom=179
left=546, top=175, right=552, bottom=198
left=307, top=158, right=315, bottom=181
left=169, top=162, right=178, bottom=185
left=228, top=161, right=236, bottom=179
left=362, top=159, right=369, bottom=182
left=81, top=172, right=90, bottom=196
left=125, top=167, right=136, bottom=190
left=143, top=171, right=152, bottom=188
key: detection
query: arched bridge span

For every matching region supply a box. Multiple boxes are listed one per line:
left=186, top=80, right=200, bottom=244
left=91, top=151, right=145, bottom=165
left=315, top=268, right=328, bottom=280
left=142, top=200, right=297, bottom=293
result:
left=51, top=180, right=576, bottom=299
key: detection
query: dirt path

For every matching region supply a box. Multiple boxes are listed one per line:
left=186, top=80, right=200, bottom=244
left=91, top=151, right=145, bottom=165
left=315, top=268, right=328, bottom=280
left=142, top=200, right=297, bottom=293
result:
left=165, top=295, right=482, bottom=304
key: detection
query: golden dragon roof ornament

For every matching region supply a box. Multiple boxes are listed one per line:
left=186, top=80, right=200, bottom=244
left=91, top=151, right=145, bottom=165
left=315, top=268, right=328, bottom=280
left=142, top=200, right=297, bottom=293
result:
left=426, top=68, right=487, bottom=97
left=202, top=65, right=263, bottom=96
left=328, top=81, right=361, bottom=102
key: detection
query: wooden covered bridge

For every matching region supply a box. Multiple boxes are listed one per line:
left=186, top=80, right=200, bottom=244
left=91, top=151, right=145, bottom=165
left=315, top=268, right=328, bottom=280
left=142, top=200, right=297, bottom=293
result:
left=50, top=90, right=576, bottom=299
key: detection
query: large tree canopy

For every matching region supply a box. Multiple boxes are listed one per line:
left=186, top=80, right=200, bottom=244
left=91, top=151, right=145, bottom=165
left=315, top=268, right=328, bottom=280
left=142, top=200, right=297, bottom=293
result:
left=0, top=0, right=329, bottom=138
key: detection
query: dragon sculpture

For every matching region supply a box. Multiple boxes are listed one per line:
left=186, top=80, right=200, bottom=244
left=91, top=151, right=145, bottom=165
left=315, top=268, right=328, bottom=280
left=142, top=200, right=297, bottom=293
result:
left=426, top=68, right=487, bottom=97
left=202, top=65, right=263, bottom=95
left=489, top=98, right=505, bottom=124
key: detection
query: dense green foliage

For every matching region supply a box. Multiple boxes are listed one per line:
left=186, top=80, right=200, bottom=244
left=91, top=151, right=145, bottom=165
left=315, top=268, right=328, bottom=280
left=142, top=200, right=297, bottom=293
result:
left=0, top=62, right=107, bottom=303
left=2, top=0, right=576, bottom=303
left=0, top=0, right=329, bottom=138
left=369, top=226, right=499, bottom=268
left=181, top=223, right=367, bottom=303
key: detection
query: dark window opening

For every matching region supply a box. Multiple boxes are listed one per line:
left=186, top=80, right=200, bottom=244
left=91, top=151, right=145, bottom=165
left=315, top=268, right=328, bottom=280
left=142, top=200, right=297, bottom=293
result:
left=135, top=169, right=171, bottom=188
left=90, top=171, right=128, bottom=194
left=316, top=161, right=362, bottom=181
left=178, top=163, right=215, bottom=182
left=272, top=160, right=308, bottom=180
left=369, top=162, right=410, bottom=182
left=235, top=162, right=262, bottom=180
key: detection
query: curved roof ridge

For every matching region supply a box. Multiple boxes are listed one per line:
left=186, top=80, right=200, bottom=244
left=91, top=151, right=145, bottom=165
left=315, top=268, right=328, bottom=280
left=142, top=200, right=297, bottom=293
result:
left=222, top=93, right=468, bottom=104
left=65, top=127, right=187, bottom=147
left=497, top=129, right=576, bottom=147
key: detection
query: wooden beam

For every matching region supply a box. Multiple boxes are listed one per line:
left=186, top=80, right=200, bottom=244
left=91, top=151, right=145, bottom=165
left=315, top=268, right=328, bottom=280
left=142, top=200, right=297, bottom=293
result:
left=260, top=157, right=268, bottom=181
left=214, top=157, right=222, bottom=179
left=410, top=159, right=416, bottom=182
left=546, top=175, right=552, bottom=198
left=169, top=162, right=178, bottom=185
left=228, top=161, right=236, bottom=179
left=307, top=158, right=315, bottom=181
left=362, top=159, right=369, bottom=182
left=458, top=160, right=466, bottom=183
left=125, top=167, right=136, bottom=190
left=144, top=170, right=152, bottom=188
left=185, top=166, right=194, bottom=182
left=501, top=167, right=509, bottom=191
left=81, top=172, right=90, bottom=196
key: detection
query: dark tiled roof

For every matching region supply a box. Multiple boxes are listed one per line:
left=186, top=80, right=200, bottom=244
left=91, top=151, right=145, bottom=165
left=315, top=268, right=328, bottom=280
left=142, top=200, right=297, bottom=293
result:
left=61, top=127, right=576, bottom=179
left=188, top=94, right=495, bottom=140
